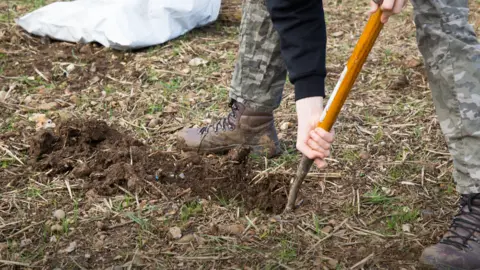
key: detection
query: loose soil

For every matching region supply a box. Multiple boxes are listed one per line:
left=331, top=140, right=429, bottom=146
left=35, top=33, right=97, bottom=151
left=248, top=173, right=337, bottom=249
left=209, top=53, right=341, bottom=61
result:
left=28, top=119, right=289, bottom=214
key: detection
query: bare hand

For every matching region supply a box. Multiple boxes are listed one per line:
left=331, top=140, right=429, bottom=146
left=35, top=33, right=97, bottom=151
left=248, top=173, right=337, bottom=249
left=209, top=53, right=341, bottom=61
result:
left=295, top=97, right=335, bottom=169
left=368, top=0, right=408, bottom=23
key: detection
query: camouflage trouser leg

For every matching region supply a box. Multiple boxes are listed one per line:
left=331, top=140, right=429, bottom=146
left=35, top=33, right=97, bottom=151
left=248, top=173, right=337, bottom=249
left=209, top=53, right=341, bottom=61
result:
left=229, top=0, right=287, bottom=113
left=410, top=0, right=480, bottom=193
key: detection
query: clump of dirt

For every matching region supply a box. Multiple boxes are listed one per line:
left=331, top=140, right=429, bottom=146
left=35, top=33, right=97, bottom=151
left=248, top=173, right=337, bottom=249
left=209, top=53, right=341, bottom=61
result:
left=28, top=119, right=289, bottom=214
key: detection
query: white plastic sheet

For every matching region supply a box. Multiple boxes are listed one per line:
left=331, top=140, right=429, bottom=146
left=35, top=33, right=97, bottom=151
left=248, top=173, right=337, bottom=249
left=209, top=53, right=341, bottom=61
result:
left=15, top=0, right=221, bottom=50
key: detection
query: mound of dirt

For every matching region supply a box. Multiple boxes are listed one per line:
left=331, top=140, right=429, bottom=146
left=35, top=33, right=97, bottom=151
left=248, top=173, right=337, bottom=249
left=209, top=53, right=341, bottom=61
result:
left=28, top=119, right=289, bottom=214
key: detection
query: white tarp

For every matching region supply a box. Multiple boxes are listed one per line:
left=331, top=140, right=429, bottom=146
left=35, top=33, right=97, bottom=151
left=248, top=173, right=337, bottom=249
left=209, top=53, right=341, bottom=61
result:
left=15, top=0, right=221, bottom=50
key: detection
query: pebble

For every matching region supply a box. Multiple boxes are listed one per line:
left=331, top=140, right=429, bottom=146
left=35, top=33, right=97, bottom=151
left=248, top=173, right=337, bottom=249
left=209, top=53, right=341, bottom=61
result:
left=359, top=151, right=370, bottom=160
left=85, top=253, right=91, bottom=259
left=402, top=224, right=412, bottom=233
left=177, top=234, right=196, bottom=243
left=50, top=224, right=63, bottom=232
left=421, top=209, right=434, bottom=220
left=321, top=225, right=333, bottom=234
left=188, top=57, right=208, bottom=66
left=66, top=64, right=75, bottom=73
left=24, top=95, right=33, bottom=104
left=148, top=118, right=159, bottom=128
left=169, top=227, right=182, bottom=239
left=280, top=122, right=291, bottom=131
left=0, top=91, right=7, bottom=101
left=0, top=242, right=7, bottom=252
left=53, top=209, right=66, bottom=220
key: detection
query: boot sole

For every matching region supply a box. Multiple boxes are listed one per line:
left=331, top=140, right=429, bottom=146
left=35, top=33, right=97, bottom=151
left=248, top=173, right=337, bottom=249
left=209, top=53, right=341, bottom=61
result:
left=420, top=257, right=480, bottom=270
left=180, top=143, right=282, bottom=159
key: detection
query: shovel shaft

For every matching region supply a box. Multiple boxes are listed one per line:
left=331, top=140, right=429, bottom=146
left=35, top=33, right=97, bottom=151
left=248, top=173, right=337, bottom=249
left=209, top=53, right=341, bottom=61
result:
left=285, top=9, right=384, bottom=212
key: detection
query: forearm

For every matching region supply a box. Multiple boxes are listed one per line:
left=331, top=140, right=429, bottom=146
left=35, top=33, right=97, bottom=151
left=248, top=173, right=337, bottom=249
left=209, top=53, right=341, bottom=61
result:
left=266, top=0, right=327, bottom=101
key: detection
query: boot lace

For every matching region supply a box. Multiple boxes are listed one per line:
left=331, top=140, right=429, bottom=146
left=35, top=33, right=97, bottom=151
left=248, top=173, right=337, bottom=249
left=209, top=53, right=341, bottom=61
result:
left=198, top=102, right=239, bottom=135
left=440, top=193, right=480, bottom=250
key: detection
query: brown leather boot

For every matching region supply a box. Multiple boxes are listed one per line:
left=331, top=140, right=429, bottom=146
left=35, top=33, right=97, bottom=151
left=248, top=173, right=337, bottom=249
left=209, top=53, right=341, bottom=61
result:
left=420, top=193, right=480, bottom=270
left=176, top=101, right=281, bottom=158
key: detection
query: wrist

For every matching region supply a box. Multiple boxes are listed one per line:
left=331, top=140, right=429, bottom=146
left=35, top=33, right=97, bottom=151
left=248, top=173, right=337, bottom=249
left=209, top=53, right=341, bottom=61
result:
left=296, top=96, right=324, bottom=127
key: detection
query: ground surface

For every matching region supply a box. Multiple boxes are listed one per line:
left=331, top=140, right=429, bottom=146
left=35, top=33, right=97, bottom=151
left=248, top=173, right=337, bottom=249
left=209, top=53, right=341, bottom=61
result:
left=1, top=0, right=479, bottom=269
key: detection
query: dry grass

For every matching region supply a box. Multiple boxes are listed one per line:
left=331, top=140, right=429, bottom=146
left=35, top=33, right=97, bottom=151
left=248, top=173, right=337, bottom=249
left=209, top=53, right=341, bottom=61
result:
left=1, top=0, right=480, bottom=269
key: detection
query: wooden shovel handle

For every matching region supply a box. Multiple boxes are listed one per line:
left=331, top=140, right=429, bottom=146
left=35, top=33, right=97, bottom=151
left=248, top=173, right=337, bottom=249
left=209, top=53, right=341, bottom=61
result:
left=285, top=8, right=384, bottom=212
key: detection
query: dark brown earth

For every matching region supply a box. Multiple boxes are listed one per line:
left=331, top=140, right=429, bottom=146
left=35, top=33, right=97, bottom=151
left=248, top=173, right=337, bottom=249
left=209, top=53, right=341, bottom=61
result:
left=27, top=119, right=289, bottom=214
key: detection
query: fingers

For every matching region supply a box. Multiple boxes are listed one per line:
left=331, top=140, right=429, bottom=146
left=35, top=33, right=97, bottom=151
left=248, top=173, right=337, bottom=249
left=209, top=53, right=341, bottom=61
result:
left=297, top=127, right=334, bottom=169
left=368, top=0, right=378, bottom=15
left=377, top=0, right=407, bottom=23
left=314, top=159, right=327, bottom=169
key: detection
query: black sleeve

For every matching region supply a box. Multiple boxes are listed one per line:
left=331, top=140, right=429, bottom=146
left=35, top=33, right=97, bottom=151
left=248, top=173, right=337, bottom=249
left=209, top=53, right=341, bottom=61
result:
left=266, top=0, right=327, bottom=101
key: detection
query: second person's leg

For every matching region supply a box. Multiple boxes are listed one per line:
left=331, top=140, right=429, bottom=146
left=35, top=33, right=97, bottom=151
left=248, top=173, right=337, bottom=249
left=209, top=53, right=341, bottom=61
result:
left=411, top=0, right=480, bottom=268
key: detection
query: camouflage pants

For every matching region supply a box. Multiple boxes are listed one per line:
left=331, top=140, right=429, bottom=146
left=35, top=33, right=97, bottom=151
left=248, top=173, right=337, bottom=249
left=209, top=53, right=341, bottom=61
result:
left=229, top=0, right=286, bottom=113
left=411, top=0, right=480, bottom=194
left=230, top=0, right=480, bottom=193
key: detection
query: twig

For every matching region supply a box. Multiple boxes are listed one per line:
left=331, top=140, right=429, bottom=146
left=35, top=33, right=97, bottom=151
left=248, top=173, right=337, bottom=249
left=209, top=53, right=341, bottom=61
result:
left=175, top=256, right=233, bottom=261
left=0, top=144, right=24, bottom=165
left=34, top=66, right=49, bottom=82
left=306, top=218, right=348, bottom=253
left=350, top=253, right=374, bottom=270
left=127, top=249, right=139, bottom=270
left=0, top=220, right=22, bottom=229
left=69, top=257, right=87, bottom=270
left=7, top=221, right=44, bottom=239
left=108, top=220, right=135, bottom=230
left=65, top=179, right=73, bottom=200
left=0, top=259, right=31, bottom=267
left=142, top=179, right=167, bottom=199
left=345, top=223, right=397, bottom=238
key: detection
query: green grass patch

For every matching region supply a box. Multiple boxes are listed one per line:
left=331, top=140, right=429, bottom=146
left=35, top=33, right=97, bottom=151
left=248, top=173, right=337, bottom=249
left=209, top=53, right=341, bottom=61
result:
left=180, top=200, right=203, bottom=222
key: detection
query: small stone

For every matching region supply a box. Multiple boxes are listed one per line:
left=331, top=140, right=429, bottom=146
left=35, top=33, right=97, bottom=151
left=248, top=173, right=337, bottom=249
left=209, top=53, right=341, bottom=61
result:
left=177, top=234, right=196, bottom=243
left=148, top=118, right=159, bottom=128
left=24, top=95, right=33, bottom=104
left=321, top=225, right=333, bottom=234
left=181, top=68, right=191, bottom=74
left=327, top=258, right=339, bottom=268
left=50, top=236, right=57, bottom=243
left=0, top=242, right=7, bottom=252
left=280, top=122, right=291, bottom=131
left=421, top=209, right=434, bottom=220
left=53, top=209, right=66, bottom=220
left=93, top=239, right=104, bottom=250
left=169, top=227, right=182, bottom=239
left=178, top=173, right=185, bottom=179
left=332, top=31, right=344, bottom=37
left=402, top=224, right=411, bottom=233
left=359, top=151, right=370, bottom=160
left=85, top=253, right=91, bottom=259
left=0, top=91, right=7, bottom=101
left=188, top=57, right=208, bottom=66
left=66, top=64, right=75, bottom=73
left=51, top=224, right=63, bottom=232
left=58, top=241, right=77, bottom=254
left=218, top=224, right=245, bottom=235
left=96, top=221, right=107, bottom=230
left=90, top=101, right=98, bottom=106
left=20, top=238, right=32, bottom=247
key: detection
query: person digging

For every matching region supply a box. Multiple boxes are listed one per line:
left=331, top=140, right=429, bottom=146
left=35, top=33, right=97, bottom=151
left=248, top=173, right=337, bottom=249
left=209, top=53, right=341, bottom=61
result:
left=177, top=0, right=480, bottom=268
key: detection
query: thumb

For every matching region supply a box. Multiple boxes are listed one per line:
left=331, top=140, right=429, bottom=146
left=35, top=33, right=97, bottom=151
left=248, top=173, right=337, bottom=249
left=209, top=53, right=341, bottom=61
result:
left=368, top=1, right=378, bottom=15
